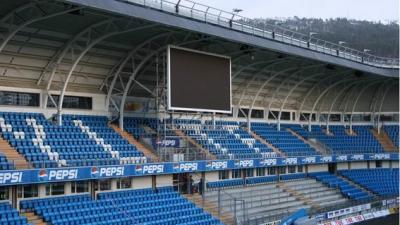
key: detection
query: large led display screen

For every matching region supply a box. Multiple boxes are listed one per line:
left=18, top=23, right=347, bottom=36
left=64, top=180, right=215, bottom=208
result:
left=168, top=46, right=231, bottom=113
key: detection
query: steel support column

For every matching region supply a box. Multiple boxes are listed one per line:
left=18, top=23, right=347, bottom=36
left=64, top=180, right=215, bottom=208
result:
left=349, top=80, right=383, bottom=133
left=277, top=72, right=332, bottom=126
left=307, top=78, right=354, bottom=131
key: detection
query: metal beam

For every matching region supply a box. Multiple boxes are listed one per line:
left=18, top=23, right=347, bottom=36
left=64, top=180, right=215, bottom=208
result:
left=377, top=82, right=396, bottom=133
left=105, top=32, right=172, bottom=110
left=0, top=3, right=82, bottom=53
left=261, top=64, right=322, bottom=130
left=325, top=82, right=358, bottom=133
left=277, top=71, right=329, bottom=128
left=38, top=19, right=114, bottom=87
left=236, top=59, right=291, bottom=108
left=307, top=77, right=355, bottom=131
left=246, top=66, right=299, bottom=130
left=348, top=80, right=383, bottom=133
left=297, top=71, right=350, bottom=120
left=57, top=23, right=157, bottom=125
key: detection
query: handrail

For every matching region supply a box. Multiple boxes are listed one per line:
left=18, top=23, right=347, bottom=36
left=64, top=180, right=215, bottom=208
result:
left=118, top=0, right=399, bottom=69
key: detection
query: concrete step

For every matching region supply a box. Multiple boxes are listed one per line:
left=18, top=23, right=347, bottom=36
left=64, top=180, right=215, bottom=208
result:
left=21, top=212, right=47, bottom=225
left=0, top=137, right=30, bottom=169
left=286, top=128, right=326, bottom=155
left=245, top=128, right=285, bottom=157
left=109, top=124, right=160, bottom=162
left=370, top=128, right=397, bottom=152
left=169, top=125, right=217, bottom=160
left=184, top=194, right=235, bottom=225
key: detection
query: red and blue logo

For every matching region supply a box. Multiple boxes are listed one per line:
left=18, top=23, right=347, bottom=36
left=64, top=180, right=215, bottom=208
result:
left=135, top=165, right=143, bottom=174
left=173, top=163, right=180, bottom=172
left=91, top=167, right=99, bottom=178
left=38, top=170, right=48, bottom=181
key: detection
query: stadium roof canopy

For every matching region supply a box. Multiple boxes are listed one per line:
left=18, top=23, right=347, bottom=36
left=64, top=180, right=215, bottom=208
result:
left=0, top=0, right=398, bottom=115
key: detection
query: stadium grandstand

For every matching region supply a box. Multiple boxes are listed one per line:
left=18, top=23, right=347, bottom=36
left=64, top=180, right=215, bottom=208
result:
left=0, top=0, right=398, bottom=225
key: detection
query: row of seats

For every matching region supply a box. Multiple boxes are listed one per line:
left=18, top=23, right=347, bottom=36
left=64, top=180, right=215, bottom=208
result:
left=206, top=174, right=306, bottom=189
left=0, top=153, right=14, bottom=170
left=0, top=112, right=146, bottom=168
left=289, top=124, right=384, bottom=154
left=384, top=125, right=399, bottom=147
left=20, top=187, right=223, bottom=225
left=339, top=168, right=399, bottom=197
left=178, top=120, right=276, bottom=159
left=251, top=123, right=319, bottom=156
left=309, top=172, right=372, bottom=201
left=0, top=201, right=31, bottom=225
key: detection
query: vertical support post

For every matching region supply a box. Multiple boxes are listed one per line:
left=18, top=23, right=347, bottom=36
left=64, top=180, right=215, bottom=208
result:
left=233, top=198, right=237, bottom=224
left=217, top=188, right=221, bottom=217
left=212, top=112, right=216, bottom=129
left=152, top=175, right=156, bottom=191
left=201, top=172, right=205, bottom=206
left=57, top=110, right=62, bottom=126
left=246, top=113, right=251, bottom=131
left=11, top=186, right=17, bottom=209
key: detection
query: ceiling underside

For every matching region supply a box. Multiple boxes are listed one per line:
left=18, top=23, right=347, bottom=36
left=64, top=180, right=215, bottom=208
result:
left=0, top=0, right=398, bottom=113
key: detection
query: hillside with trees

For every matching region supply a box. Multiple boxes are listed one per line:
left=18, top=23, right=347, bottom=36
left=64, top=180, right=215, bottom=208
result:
left=247, top=17, right=399, bottom=58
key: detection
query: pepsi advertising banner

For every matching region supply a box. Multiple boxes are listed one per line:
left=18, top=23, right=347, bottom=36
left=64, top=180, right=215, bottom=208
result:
left=152, top=138, right=180, bottom=148
left=0, top=153, right=397, bottom=186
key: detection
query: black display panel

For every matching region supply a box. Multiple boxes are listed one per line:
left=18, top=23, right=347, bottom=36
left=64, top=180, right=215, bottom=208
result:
left=168, top=46, right=231, bottom=113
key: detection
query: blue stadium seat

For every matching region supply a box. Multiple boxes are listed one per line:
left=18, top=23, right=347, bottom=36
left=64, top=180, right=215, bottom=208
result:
left=20, top=188, right=224, bottom=225
left=339, top=168, right=399, bottom=197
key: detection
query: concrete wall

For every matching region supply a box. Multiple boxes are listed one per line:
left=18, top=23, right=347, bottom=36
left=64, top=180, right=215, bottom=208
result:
left=350, top=162, right=368, bottom=169
left=369, top=161, right=376, bottom=168
left=308, top=164, right=328, bottom=173
left=156, top=175, right=173, bottom=187
left=392, top=161, right=399, bottom=168
left=132, top=176, right=152, bottom=189
left=382, top=161, right=391, bottom=168
left=205, top=172, right=219, bottom=182
left=337, top=163, right=350, bottom=170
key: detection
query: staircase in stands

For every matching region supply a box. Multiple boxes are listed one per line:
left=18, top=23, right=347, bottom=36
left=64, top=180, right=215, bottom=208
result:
left=184, top=193, right=235, bottom=225
left=286, top=128, right=328, bottom=155
left=21, top=212, right=47, bottom=225
left=244, top=128, right=285, bottom=157
left=109, top=124, right=160, bottom=162
left=0, top=137, right=30, bottom=169
left=169, top=124, right=217, bottom=160
left=370, top=128, right=397, bottom=152
left=276, top=182, right=322, bottom=211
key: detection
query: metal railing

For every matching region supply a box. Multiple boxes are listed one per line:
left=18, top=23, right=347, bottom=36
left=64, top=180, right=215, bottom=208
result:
left=119, top=0, right=399, bottom=68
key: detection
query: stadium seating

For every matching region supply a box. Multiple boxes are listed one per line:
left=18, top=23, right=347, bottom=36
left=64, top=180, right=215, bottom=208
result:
left=63, top=115, right=146, bottom=165
left=206, top=178, right=244, bottom=189
left=21, top=187, right=223, bottom=225
left=280, top=173, right=307, bottom=181
left=0, top=153, right=14, bottom=170
left=339, top=168, right=399, bottom=197
left=0, top=112, right=145, bottom=168
left=179, top=120, right=276, bottom=159
left=309, top=172, right=372, bottom=201
left=288, top=125, right=384, bottom=154
left=383, top=125, right=399, bottom=147
left=207, top=173, right=306, bottom=189
left=204, top=177, right=347, bottom=224
left=0, top=201, right=31, bottom=225
left=251, top=123, right=319, bottom=156
left=245, top=175, right=278, bottom=185
left=123, top=117, right=157, bottom=139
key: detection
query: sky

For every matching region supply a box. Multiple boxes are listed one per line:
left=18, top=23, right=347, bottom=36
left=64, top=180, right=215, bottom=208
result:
left=192, top=0, right=399, bottom=22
